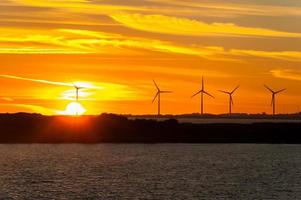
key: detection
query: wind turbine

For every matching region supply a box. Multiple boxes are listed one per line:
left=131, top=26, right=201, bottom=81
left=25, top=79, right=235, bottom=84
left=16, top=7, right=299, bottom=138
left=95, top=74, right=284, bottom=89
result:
left=219, top=85, right=240, bottom=115
left=152, top=80, right=172, bottom=116
left=191, top=76, right=214, bottom=115
left=72, top=84, right=85, bottom=116
left=73, top=84, right=85, bottom=102
left=264, top=85, right=286, bottom=115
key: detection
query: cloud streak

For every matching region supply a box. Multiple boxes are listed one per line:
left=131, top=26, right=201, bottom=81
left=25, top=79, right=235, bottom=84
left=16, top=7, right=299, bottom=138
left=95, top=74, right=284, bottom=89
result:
left=0, top=74, right=74, bottom=87
left=271, top=69, right=301, bottom=81
left=1, top=27, right=301, bottom=62
left=0, top=27, right=232, bottom=60
left=230, top=49, right=301, bottom=62
left=147, top=0, right=301, bottom=17
left=111, top=13, right=301, bottom=38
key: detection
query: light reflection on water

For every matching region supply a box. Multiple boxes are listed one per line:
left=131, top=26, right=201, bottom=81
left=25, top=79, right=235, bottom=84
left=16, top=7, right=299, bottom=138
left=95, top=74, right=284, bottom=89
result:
left=0, top=144, right=300, bottom=199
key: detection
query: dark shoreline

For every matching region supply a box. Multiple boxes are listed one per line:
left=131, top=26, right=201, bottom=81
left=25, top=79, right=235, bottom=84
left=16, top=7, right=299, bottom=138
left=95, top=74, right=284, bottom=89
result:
left=0, top=113, right=301, bottom=144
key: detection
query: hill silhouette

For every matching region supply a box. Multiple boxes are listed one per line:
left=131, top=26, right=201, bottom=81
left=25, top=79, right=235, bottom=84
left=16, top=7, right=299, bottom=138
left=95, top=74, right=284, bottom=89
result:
left=0, top=113, right=301, bottom=143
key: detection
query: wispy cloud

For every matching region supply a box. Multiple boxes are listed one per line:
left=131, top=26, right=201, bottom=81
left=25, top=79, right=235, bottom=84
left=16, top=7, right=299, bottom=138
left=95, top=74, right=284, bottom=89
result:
left=0, top=97, right=13, bottom=102
left=0, top=74, right=104, bottom=90
left=230, top=49, right=301, bottom=62
left=0, top=27, right=233, bottom=59
left=12, top=0, right=148, bottom=14
left=0, top=74, right=74, bottom=87
left=2, top=25, right=301, bottom=63
left=271, top=69, right=301, bottom=81
left=14, top=0, right=301, bottom=18
left=111, top=13, right=301, bottom=38
left=147, top=0, right=301, bottom=17
left=0, top=48, right=89, bottom=54
left=2, top=27, right=301, bottom=62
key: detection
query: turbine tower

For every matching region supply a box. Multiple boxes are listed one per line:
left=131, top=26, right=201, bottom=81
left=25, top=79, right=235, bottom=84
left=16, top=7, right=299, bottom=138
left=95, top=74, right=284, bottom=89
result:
left=264, top=85, right=286, bottom=115
left=152, top=80, right=172, bottom=116
left=219, top=85, right=240, bottom=115
left=191, top=76, right=214, bottom=115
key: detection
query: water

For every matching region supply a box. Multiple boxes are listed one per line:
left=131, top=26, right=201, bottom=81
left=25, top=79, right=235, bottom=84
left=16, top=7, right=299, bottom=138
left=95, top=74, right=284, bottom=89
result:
left=0, top=144, right=300, bottom=199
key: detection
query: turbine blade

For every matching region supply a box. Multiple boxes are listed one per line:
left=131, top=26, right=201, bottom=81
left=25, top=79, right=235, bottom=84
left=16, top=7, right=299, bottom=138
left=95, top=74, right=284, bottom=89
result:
left=202, top=76, right=204, bottom=90
left=231, top=85, right=240, bottom=94
left=203, top=91, right=215, bottom=98
left=218, top=90, right=229, bottom=94
left=275, top=88, right=286, bottom=94
left=74, top=86, right=84, bottom=90
left=152, top=92, right=159, bottom=103
left=264, top=84, right=274, bottom=93
left=191, top=90, right=201, bottom=98
left=161, top=90, right=172, bottom=93
left=153, top=80, right=159, bottom=91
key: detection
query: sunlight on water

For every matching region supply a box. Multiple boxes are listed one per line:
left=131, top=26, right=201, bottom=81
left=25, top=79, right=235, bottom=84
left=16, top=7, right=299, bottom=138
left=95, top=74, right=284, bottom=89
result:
left=0, top=144, right=300, bottom=199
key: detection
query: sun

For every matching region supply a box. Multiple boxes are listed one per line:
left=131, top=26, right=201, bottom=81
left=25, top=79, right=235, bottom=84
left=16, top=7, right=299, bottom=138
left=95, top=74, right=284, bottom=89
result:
left=65, top=102, right=86, bottom=116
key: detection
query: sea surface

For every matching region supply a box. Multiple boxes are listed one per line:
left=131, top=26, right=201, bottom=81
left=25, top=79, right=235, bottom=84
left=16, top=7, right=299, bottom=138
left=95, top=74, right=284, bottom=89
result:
left=0, top=144, right=300, bottom=199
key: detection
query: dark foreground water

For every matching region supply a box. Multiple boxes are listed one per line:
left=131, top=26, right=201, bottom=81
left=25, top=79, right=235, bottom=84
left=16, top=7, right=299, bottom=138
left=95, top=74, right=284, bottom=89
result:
left=0, top=144, right=300, bottom=199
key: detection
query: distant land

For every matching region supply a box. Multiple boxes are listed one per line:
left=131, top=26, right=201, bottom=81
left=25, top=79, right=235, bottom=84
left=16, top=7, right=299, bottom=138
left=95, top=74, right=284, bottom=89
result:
left=0, top=113, right=301, bottom=143
left=127, top=113, right=301, bottom=124
left=127, top=112, right=301, bottom=119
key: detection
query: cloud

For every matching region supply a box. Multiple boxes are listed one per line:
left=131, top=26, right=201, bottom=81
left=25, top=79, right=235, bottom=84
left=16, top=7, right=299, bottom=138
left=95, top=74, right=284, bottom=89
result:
left=147, top=0, right=301, bottom=17
left=230, top=49, right=301, bottom=62
left=2, top=27, right=301, bottom=63
left=58, top=29, right=122, bottom=39
left=2, top=26, right=301, bottom=63
left=0, top=27, right=234, bottom=60
left=0, top=74, right=103, bottom=90
left=12, top=0, right=148, bottom=14
left=0, top=0, right=15, bottom=6
left=0, top=48, right=88, bottom=54
left=271, top=69, right=301, bottom=81
left=14, top=0, right=301, bottom=18
left=111, top=13, right=301, bottom=38
left=0, top=74, right=74, bottom=87
left=1, top=97, right=14, bottom=101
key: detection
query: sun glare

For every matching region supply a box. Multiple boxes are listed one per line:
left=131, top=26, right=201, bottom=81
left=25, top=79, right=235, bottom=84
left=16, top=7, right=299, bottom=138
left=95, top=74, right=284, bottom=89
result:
left=65, top=102, right=86, bottom=115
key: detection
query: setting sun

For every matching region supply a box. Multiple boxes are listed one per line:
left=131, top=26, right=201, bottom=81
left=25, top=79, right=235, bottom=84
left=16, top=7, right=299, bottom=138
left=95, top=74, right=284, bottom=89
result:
left=65, top=102, right=86, bottom=116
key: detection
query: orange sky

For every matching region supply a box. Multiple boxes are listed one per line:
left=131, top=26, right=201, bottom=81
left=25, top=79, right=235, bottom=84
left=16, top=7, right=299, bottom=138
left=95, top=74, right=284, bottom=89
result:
left=1, top=0, right=301, bottom=115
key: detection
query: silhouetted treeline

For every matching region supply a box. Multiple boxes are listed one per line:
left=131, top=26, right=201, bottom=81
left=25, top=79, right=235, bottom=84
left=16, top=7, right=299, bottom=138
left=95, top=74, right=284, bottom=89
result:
left=0, top=113, right=301, bottom=143
left=126, top=112, right=301, bottom=119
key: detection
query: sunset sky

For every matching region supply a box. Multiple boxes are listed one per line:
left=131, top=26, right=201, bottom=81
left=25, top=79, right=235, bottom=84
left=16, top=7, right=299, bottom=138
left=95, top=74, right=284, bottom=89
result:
left=1, top=0, right=301, bottom=115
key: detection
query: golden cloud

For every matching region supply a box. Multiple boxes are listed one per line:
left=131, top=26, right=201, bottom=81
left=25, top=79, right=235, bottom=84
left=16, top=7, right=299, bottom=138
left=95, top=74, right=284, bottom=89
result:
left=0, top=27, right=232, bottom=60
left=13, top=0, right=147, bottom=14
left=271, top=69, right=301, bottom=81
left=111, top=13, right=301, bottom=38
left=230, top=49, right=301, bottom=62
left=147, top=0, right=301, bottom=17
